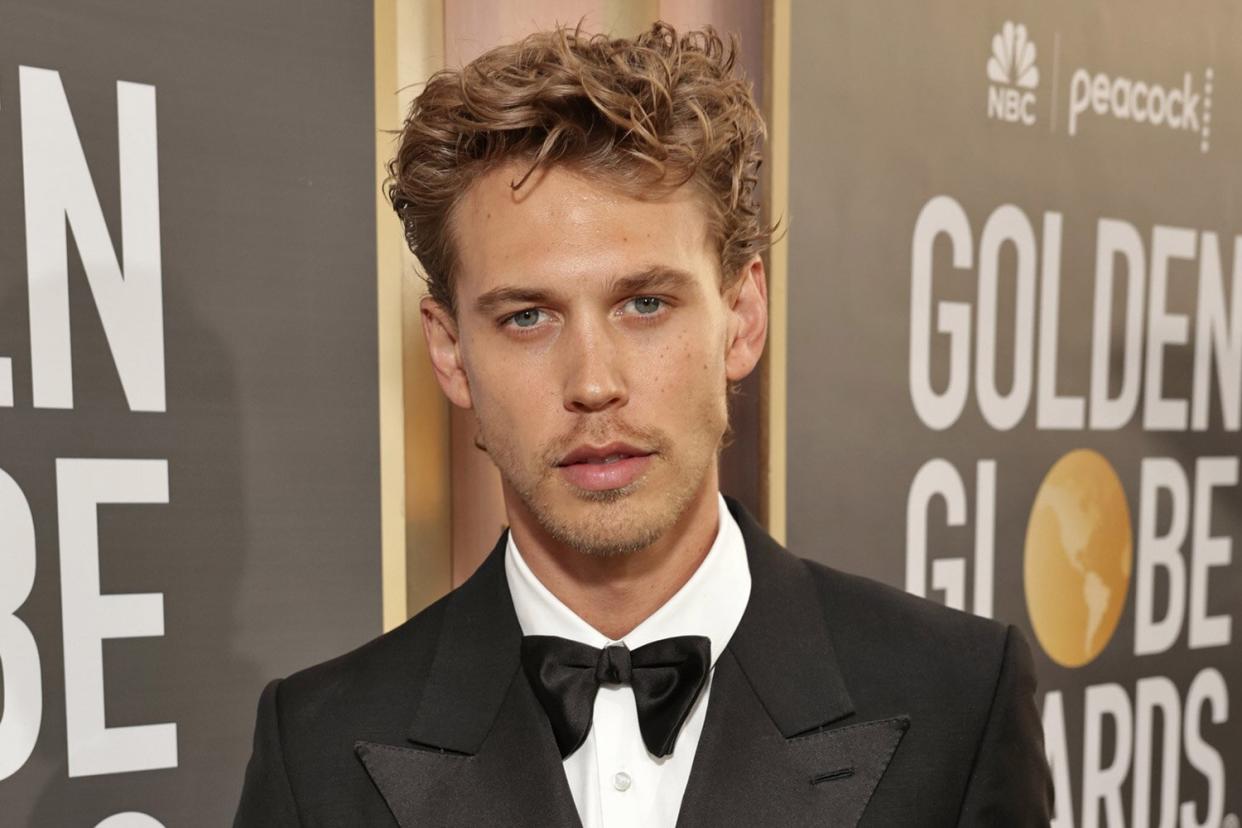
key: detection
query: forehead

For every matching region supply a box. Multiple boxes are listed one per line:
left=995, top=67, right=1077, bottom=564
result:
left=451, top=163, right=716, bottom=300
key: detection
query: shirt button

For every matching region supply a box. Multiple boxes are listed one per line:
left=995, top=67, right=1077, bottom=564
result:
left=613, top=771, right=632, bottom=792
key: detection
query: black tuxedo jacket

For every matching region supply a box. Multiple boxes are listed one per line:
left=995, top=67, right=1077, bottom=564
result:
left=235, top=499, right=1053, bottom=826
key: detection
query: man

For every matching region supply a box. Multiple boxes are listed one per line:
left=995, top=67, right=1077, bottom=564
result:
left=235, top=22, right=1053, bottom=827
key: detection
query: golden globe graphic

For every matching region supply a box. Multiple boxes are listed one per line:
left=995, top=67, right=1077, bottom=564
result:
left=1024, top=449, right=1133, bottom=668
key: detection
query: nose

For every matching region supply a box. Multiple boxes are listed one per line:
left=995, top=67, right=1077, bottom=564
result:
left=562, top=319, right=627, bottom=414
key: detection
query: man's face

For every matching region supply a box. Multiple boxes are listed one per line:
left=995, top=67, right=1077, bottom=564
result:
left=423, top=163, right=766, bottom=556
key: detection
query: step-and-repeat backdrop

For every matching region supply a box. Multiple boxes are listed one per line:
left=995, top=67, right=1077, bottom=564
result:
left=0, top=2, right=381, bottom=825
left=788, top=2, right=1238, bottom=826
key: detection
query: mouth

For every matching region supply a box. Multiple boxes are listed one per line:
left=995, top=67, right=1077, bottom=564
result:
left=557, top=442, right=652, bottom=467
left=556, top=442, right=654, bottom=492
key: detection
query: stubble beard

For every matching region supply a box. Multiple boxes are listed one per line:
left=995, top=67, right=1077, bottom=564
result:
left=483, top=417, right=722, bottom=557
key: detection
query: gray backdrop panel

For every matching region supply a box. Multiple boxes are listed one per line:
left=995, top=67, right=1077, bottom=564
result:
left=0, top=2, right=380, bottom=825
left=788, top=1, right=1238, bottom=824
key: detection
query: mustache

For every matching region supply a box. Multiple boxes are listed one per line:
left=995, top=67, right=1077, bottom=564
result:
left=540, top=418, right=671, bottom=467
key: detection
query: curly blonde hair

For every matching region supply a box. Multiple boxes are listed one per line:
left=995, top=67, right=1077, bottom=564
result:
left=387, top=21, right=771, bottom=313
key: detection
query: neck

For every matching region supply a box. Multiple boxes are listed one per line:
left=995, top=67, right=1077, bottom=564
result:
left=505, top=478, right=721, bottom=641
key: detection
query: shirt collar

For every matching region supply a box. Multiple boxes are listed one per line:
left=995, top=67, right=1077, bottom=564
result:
left=505, top=492, right=751, bottom=669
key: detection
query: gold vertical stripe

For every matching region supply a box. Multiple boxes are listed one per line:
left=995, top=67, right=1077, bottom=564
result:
left=395, top=2, right=454, bottom=616
left=763, top=0, right=790, bottom=544
left=375, top=0, right=408, bottom=631
left=377, top=0, right=454, bottom=625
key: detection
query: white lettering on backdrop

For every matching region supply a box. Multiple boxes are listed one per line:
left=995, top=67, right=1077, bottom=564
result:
left=0, top=67, right=170, bottom=827
left=907, top=193, right=1235, bottom=827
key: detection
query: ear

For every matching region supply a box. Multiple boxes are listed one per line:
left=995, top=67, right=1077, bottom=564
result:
left=724, top=256, right=768, bottom=382
left=420, top=296, right=474, bottom=409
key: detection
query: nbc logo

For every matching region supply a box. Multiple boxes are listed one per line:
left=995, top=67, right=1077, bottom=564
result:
left=986, top=21, right=1039, bottom=126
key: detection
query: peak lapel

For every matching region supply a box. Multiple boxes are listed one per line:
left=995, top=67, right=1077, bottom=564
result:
left=405, top=537, right=520, bottom=754
left=355, top=674, right=580, bottom=828
left=725, top=499, right=854, bottom=736
left=355, top=535, right=580, bottom=827
left=674, top=500, right=910, bottom=827
left=677, top=654, right=908, bottom=828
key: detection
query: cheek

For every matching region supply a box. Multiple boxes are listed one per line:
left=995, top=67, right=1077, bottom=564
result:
left=643, top=327, right=727, bottom=408
left=464, top=349, right=520, bottom=420
left=475, top=371, right=532, bottom=425
left=466, top=349, right=558, bottom=446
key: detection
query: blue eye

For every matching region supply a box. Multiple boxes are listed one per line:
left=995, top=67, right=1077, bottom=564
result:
left=509, top=309, right=543, bottom=328
left=630, top=297, right=663, bottom=315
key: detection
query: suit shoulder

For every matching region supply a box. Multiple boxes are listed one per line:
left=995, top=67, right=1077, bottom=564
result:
left=275, top=590, right=452, bottom=722
left=800, top=557, right=1011, bottom=690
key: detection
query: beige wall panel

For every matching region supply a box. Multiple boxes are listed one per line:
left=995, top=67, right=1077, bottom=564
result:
left=658, top=0, right=764, bottom=85
left=445, top=0, right=659, bottom=65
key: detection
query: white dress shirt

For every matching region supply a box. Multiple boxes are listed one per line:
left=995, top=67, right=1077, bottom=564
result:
left=505, top=493, right=751, bottom=828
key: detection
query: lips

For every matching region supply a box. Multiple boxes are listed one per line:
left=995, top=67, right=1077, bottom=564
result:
left=558, top=442, right=650, bottom=467
left=557, top=442, right=654, bottom=491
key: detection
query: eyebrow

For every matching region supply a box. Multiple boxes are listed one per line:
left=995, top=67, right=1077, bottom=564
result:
left=472, top=266, right=698, bottom=317
left=473, top=286, right=553, bottom=316
left=607, top=266, right=697, bottom=297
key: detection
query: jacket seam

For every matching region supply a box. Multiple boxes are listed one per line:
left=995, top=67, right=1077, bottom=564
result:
left=952, top=623, right=1013, bottom=823
left=786, top=714, right=910, bottom=744
left=360, top=740, right=476, bottom=761
left=272, top=679, right=308, bottom=826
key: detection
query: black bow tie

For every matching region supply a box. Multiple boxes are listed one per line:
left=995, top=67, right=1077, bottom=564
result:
left=520, top=634, right=712, bottom=759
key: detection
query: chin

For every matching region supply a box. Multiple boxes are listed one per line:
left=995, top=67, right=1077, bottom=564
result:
left=546, top=525, right=663, bottom=557
left=533, top=476, right=700, bottom=557
left=535, top=487, right=653, bottom=556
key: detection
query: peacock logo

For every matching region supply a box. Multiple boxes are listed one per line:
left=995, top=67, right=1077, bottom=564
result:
left=986, top=21, right=1039, bottom=125
left=987, top=21, right=1040, bottom=89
